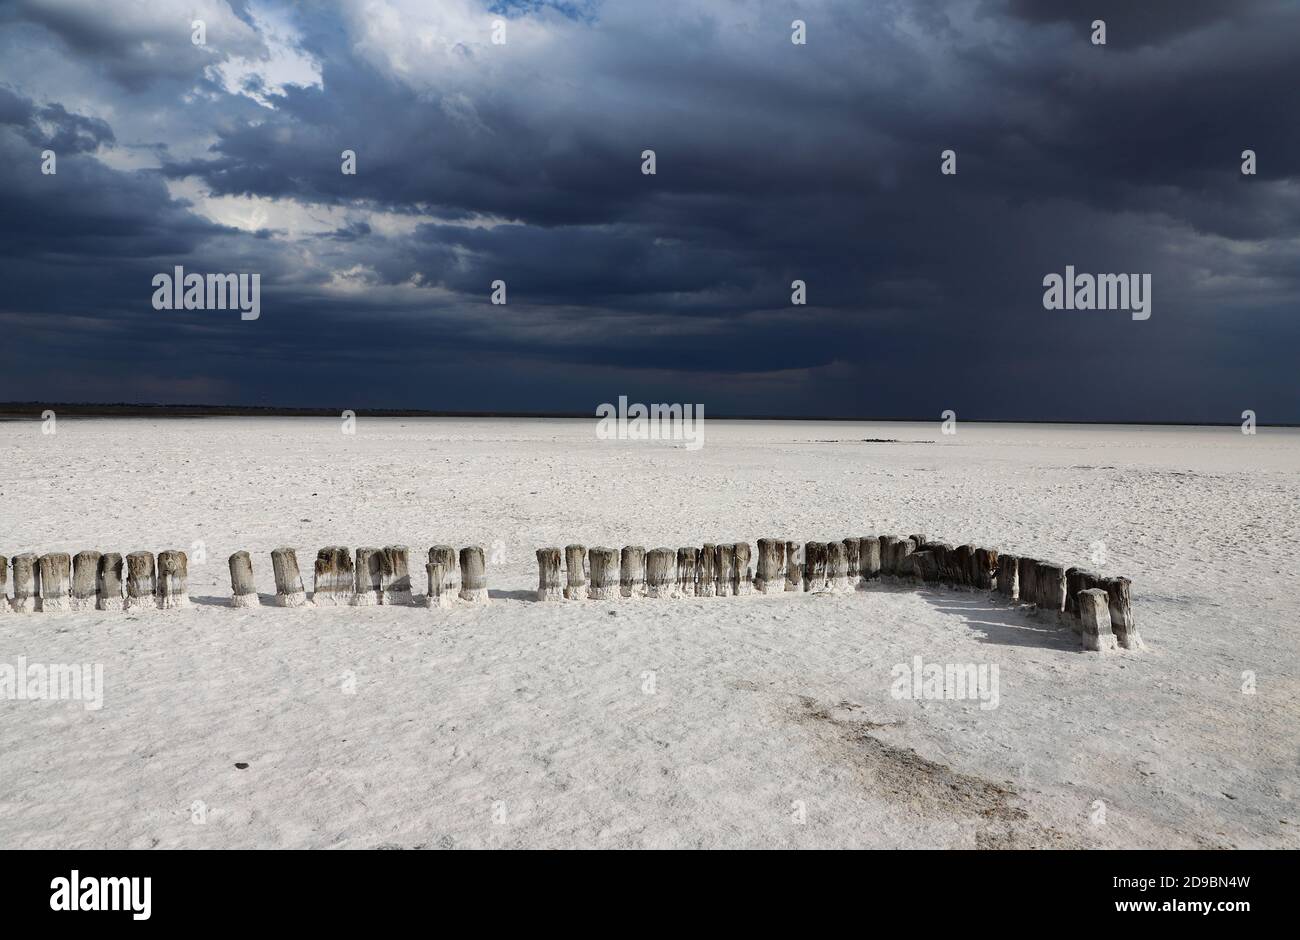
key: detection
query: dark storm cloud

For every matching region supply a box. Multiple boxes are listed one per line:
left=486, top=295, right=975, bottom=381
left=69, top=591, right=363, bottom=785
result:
left=0, top=0, right=1298, bottom=421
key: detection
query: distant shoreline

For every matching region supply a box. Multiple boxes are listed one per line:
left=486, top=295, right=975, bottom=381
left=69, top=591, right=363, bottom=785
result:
left=0, top=402, right=1293, bottom=427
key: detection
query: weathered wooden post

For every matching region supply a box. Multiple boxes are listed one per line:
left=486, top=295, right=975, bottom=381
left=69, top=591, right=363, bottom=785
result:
left=1101, top=576, right=1143, bottom=649
left=858, top=537, right=880, bottom=582
left=536, top=547, right=564, bottom=601
left=1079, top=588, right=1118, bottom=652
left=271, top=547, right=309, bottom=607
left=826, top=540, right=850, bottom=591
left=564, top=545, right=588, bottom=600
left=620, top=545, right=646, bottom=599
left=997, top=553, right=1019, bottom=602
left=37, top=552, right=71, bottom=612
left=676, top=547, right=698, bottom=597
left=588, top=547, right=620, bottom=600
left=125, top=551, right=157, bottom=611
left=429, top=546, right=460, bottom=599
left=71, top=550, right=101, bottom=611
left=98, top=552, right=124, bottom=611
left=949, top=545, right=974, bottom=589
left=383, top=546, right=414, bottom=605
left=974, top=548, right=999, bottom=591
left=1035, top=561, right=1067, bottom=616
left=1018, top=557, right=1038, bottom=606
left=10, top=553, right=39, bottom=613
left=784, top=541, right=802, bottom=591
left=755, top=539, right=783, bottom=593
left=228, top=550, right=259, bottom=607
left=1064, top=568, right=1101, bottom=629
left=696, top=543, right=717, bottom=597
left=909, top=534, right=928, bottom=553
left=645, top=548, right=677, bottom=598
left=459, top=545, right=490, bottom=604
left=878, top=536, right=900, bottom=577
left=352, top=547, right=385, bottom=606
left=312, top=547, right=353, bottom=607
left=910, top=550, right=938, bottom=583
left=156, top=550, right=191, bottom=609
left=733, top=542, right=752, bottom=595
left=803, top=541, right=827, bottom=592
left=842, top=538, right=861, bottom=587
left=714, top=544, right=734, bottom=597
left=425, top=562, right=453, bottom=608
left=896, top=538, right=917, bottom=579
left=0, top=554, right=7, bottom=614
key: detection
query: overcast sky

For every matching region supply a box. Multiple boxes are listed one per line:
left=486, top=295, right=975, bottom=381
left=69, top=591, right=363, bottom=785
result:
left=1, top=0, right=1296, bottom=421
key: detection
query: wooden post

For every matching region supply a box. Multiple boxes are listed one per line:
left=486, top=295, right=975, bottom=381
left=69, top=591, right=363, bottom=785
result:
left=1018, top=557, right=1038, bottom=606
left=733, top=542, right=752, bottom=595
left=312, top=547, right=353, bottom=607
left=71, top=550, right=101, bottom=611
left=429, top=546, right=460, bottom=599
left=842, top=538, right=861, bottom=587
left=879, top=536, right=900, bottom=577
left=156, top=549, right=191, bottom=609
left=974, top=548, right=999, bottom=591
left=755, top=539, right=783, bottom=594
left=950, top=545, right=975, bottom=589
left=459, top=545, right=490, bottom=604
left=425, top=562, right=453, bottom=608
left=1079, top=588, right=1118, bottom=652
left=98, top=552, right=124, bottom=611
left=125, top=551, right=157, bottom=611
left=10, top=553, right=39, bottom=613
left=588, top=547, right=620, bottom=600
left=352, top=548, right=384, bottom=606
left=228, top=550, right=259, bottom=608
left=536, top=547, right=564, bottom=601
left=383, top=546, right=414, bottom=605
left=564, top=544, right=588, bottom=600
left=676, top=547, right=698, bottom=597
left=645, top=548, right=677, bottom=598
left=0, top=554, right=7, bottom=614
left=1064, top=567, right=1101, bottom=630
left=784, top=541, right=803, bottom=591
left=696, top=543, right=717, bottom=598
left=620, top=545, right=646, bottom=599
left=998, top=553, right=1019, bottom=602
left=1035, top=562, right=1067, bottom=616
left=858, top=537, right=880, bottom=582
left=1101, top=576, right=1143, bottom=649
left=826, top=540, right=849, bottom=591
left=38, top=553, right=71, bottom=613
left=715, top=543, right=734, bottom=597
left=910, top=550, right=938, bottom=583
left=803, top=541, right=827, bottom=592
left=909, top=534, right=928, bottom=553
left=895, top=538, right=917, bottom=579
left=271, top=547, right=308, bottom=608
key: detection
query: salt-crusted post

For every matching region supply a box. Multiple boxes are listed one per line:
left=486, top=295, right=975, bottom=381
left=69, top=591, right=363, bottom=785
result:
left=620, top=545, right=646, bottom=599
left=228, top=551, right=259, bottom=608
left=858, top=537, right=880, bottom=583
left=353, top=548, right=385, bottom=606
left=125, top=551, right=157, bottom=611
left=676, top=547, right=697, bottom=597
left=425, top=562, right=453, bottom=609
left=755, top=539, right=782, bottom=594
left=950, top=545, right=974, bottom=589
left=910, top=550, right=938, bottom=583
left=842, top=538, right=861, bottom=587
left=1079, top=588, right=1118, bottom=652
left=878, top=536, right=900, bottom=577
left=312, top=547, right=353, bottom=607
left=381, top=546, right=414, bottom=605
left=156, top=550, right=191, bottom=609
left=0, top=554, right=7, bottom=614
left=271, top=547, right=309, bottom=608
left=803, top=541, right=827, bottom=592
left=1035, top=562, right=1067, bottom=617
left=645, top=548, right=677, bottom=598
left=1101, top=576, right=1143, bottom=649
left=71, top=550, right=101, bottom=612
left=732, top=542, right=752, bottom=595
left=564, top=545, right=588, bottom=600
left=826, top=541, right=850, bottom=591
left=696, top=543, right=717, bottom=598
left=429, top=546, right=460, bottom=599
left=998, top=553, right=1019, bottom=602
left=784, top=541, right=802, bottom=592
left=11, top=553, right=40, bottom=613
left=715, top=544, right=734, bottom=598
left=588, top=547, right=620, bottom=600
left=974, top=548, right=999, bottom=591
left=459, top=545, right=490, bottom=604
left=536, top=547, right=564, bottom=601
left=1064, top=568, right=1100, bottom=629
left=895, top=538, right=917, bottom=579
left=98, top=552, right=124, bottom=611
left=38, top=553, right=72, bottom=613
left=1018, top=557, right=1038, bottom=607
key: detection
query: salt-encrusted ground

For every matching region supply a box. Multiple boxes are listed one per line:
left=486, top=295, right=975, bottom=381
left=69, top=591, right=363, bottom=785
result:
left=0, top=417, right=1296, bottom=849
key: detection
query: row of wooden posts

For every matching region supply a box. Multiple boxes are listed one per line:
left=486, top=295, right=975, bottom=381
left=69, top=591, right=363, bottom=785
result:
left=0, top=537, right=1139, bottom=652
